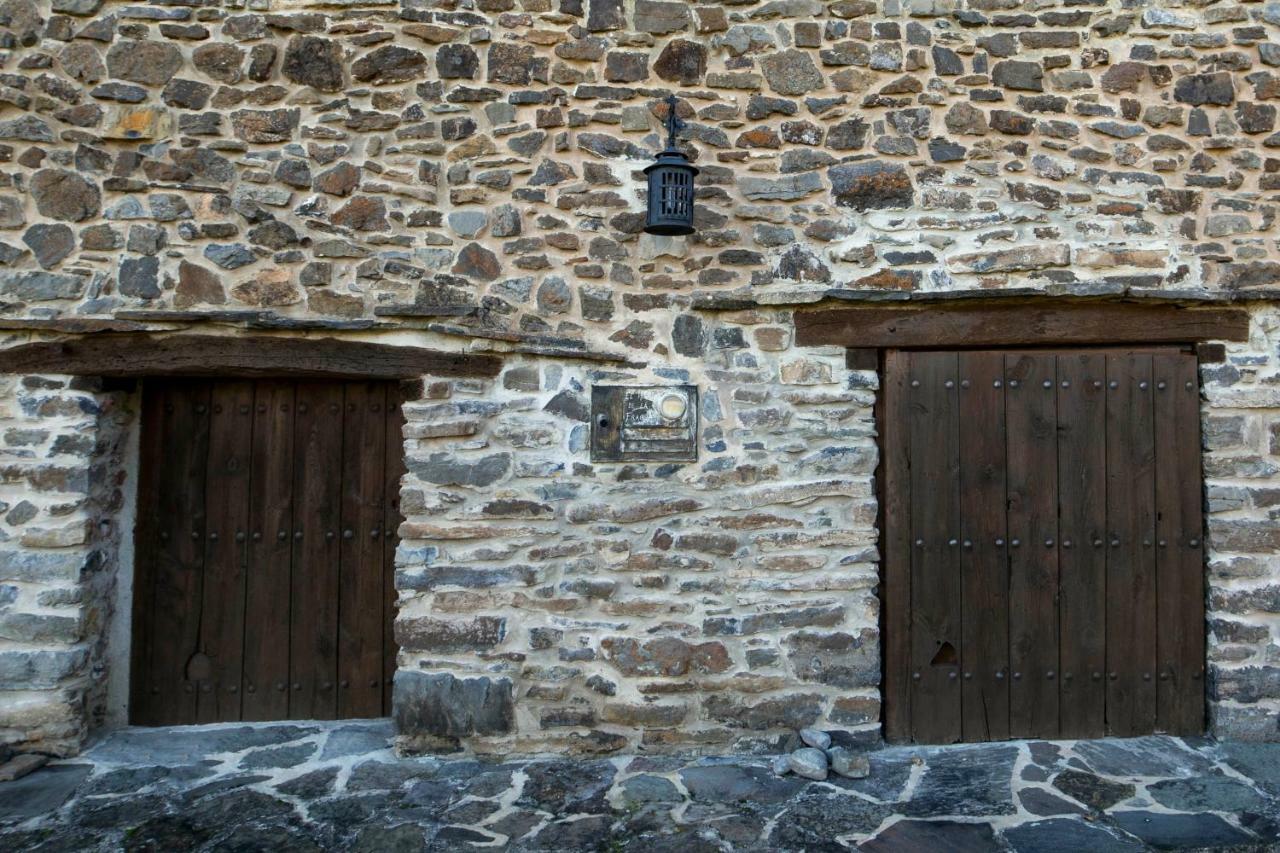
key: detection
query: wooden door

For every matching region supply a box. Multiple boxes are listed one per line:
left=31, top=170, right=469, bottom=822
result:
left=130, top=379, right=404, bottom=725
left=883, top=348, right=1205, bottom=743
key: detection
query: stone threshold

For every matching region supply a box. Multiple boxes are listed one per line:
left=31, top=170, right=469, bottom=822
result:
left=0, top=720, right=1275, bottom=851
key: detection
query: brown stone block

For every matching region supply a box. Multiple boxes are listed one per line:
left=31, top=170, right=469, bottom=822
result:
left=601, top=701, right=688, bottom=726
left=601, top=636, right=732, bottom=677
left=831, top=695, right=880, bottom=726
left=395, top=615, right=506, bottom=652
left=702, top=692, right=824, bottom=730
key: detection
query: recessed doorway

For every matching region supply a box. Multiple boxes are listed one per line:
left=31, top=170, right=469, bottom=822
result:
left=129, top=379, right=404, bottom=725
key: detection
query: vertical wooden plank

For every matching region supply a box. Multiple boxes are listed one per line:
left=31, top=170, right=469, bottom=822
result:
left=1154, top=353, right=1206, bottom=734
left=383, top=385, right=406, bottom=715
left=197, top=381, right=254, bottom=723
left=242, top=381, right=296, bottom=721
left=1005, top=354, right=1060, bottom=738
left=134, top=381, right=211, bottom=726
left=1056, top=354, right=1108, bottom=738
left=129, top=383, right=169, bottom=725
left=338, top=382, right=388, bottom=718
left=958, top=352, right=1010, bottom=742
left=882, top=352, right=913, bottom=742
left=291, top=382, right=344, bottom=720
left=1105, top=354, right=1158, bottom=736
left=907, top=351, right=962, bottom=743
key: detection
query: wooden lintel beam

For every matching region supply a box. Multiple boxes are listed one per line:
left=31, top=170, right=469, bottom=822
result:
left=794, top=302, right=1251, bottom=349
left=0, top=334, right=502, bottom=380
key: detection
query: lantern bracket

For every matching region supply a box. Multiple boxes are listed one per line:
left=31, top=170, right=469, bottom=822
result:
left=661, top=93, right=684, bottom=151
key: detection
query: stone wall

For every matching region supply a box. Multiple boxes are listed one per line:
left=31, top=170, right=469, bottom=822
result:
left=1205, top=305, right=1280, bottom=742
left=392, top=342, right=880, bottom=754
left=0, top=0, right=1279, bottom=753
left=0, top=373, right=133, bottom=756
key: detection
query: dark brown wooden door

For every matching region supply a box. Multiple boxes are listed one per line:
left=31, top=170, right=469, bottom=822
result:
left=883, top=348, right=1205, bottom=743
left=130, top=379, right=404, bottom=725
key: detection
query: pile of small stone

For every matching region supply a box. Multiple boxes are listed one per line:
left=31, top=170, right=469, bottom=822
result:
left=771, top=729, right=871, bottom=782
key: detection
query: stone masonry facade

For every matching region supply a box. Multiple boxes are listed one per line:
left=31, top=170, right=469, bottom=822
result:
left=0, top=0, right=1278, bottom=756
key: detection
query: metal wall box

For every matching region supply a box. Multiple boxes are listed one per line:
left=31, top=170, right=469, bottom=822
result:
left=591, top=385, right=698, bottom=463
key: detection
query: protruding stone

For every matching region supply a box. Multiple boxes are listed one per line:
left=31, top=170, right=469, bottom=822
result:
left=633, top=0, right=689, bottom=34
left=829, top=747, right=871, bottom=779
left=601, top=637, right=731, bottom=677
left=352, top=45, right=427, bottom=85
left=586, top=0, right=624, bottom=32
left=193, top=43, right=245, bottom=85
left=395, top=616, right=506, bottom=652
left=118, top=255, right=160, bottom=299
left=653, top=39, right=707, bottom=85
left=58, top=42, right=104, bottom=84
left=452, top=242, right=501, bottom=281
left=0, top=116, right=54, bottom=142
left=410, top=452, right=511, bottom=488
left=332, top=196, right=388, bottom=232
left=992, top=60, right=1044, bottom=92
left=488, top=43, right=535, bottom=85
left=1174, top=72, right=1234, bottom=106
left=313, top=162, right=360, bottom=197
left=394, top=672, right=515, bottom=739
left=948, top=244, right=1070, bottom=274
left=760, top=49, right=824, bottom=95
left=103, top=106, right=171, bottom=140
left=787, top=748, right=829, bottom=781
left=437, top=43, right=479, bottom=80
left=799, top=728, right=831, bottom=750
left=175, top=260, right=225, bottom=308
left=106, top=40, right=183, bottom=86
left=829, top=161, right=913, bottom=211
left=30, top=170, right=100, bottom=223
left=282, top=35, right=345, bottom=93
left=231, top=109, right=299, bottom=143
left=22, top=224, right=74, bottom=269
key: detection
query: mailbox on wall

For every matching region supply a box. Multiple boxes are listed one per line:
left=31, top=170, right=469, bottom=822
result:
left=590, top=385, right=698, bottom=463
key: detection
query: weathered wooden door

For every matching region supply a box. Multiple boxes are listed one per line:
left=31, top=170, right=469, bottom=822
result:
left=130, top=379, right=405, bottom=725
left=883, top=348, right=1205, bottom=743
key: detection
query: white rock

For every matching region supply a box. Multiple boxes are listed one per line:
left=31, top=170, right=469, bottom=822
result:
left=799, top=727, right=831, bottom=750
left=787, top=747, right=829, bottom=781
left=771, top=753, right=792, bottom=776
left=829, top=746, right=871, bottom=779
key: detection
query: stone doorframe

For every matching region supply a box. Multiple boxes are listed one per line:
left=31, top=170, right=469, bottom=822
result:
left=0, top=332, right=499, bottom=756
left=792, top=296, right=1280, bottom=742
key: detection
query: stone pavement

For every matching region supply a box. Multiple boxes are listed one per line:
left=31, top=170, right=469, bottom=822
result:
left=0, top=721, right=1276, bottom=852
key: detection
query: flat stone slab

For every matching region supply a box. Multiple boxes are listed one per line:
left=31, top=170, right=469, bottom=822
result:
left=1110, top=810, right=1257, bottom=848
left=0, top=763, right=91, bottom=822
left=0, top=726, right=1275, bottom=851
left=1148, top=773, right=1266, bottom=813
left=861, top=819, right=998, bottom=851
left=899, top=743, right=1019, bottom=817
left=1073, top=736, right=1215, bottom=778
left=1002, top=818, right=1146, bottom=853
left=86, top=723, right=320, bottom=766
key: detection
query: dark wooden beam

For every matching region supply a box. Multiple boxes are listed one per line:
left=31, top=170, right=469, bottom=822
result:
left=795, top=301, right=1250, bottom=349
left=0, top=334, right=502, bottom=380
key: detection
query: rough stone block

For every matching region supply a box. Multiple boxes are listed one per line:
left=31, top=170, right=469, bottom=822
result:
left=395, top=616, right=506, bottom=652
left=393, top=672, right=514, bottom=739
left=785, top=629, right=880, bottom=688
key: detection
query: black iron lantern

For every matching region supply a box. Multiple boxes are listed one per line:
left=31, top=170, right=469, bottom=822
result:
left=644, top=94, right=699, bottom=236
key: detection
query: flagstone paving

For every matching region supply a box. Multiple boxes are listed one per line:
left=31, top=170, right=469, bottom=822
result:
left=0, top=721, right=1276, bottom=851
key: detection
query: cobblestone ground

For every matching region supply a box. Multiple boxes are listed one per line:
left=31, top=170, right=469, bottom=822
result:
left=0, top=721, right=1277, bottom=852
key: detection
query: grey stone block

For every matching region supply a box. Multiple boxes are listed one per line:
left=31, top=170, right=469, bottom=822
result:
left=394, top=672, right=514, bottom=738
